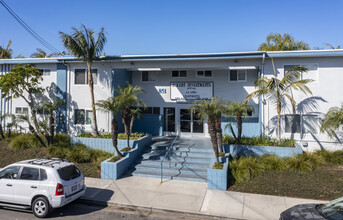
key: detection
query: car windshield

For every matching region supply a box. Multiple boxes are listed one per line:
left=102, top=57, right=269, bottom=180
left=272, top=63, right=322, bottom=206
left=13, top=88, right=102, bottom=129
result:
left=317, top=197, right=343, bottom=220
left=57, top=165, right=81, bottom=181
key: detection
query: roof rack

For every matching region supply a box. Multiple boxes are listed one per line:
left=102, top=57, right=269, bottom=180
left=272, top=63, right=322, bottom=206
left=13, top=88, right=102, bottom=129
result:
left=27, top=158, right=69, bottom=167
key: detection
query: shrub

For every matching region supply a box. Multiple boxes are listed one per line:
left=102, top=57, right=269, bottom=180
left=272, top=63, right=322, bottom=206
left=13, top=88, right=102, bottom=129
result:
left=109, top=156, right=121, bottom=162
left=223, top=135, right=295, bottom=147
left=77, top=132, right=146, bottom=140
left=9, top=134, right=40, bottom=150
left=213, top=162, right=223, bottom=169
left=121, top=147, right=131, bottom=152
left=53, top=133, right=71, bottom=145
left=218, top=152, right=225, bottom=157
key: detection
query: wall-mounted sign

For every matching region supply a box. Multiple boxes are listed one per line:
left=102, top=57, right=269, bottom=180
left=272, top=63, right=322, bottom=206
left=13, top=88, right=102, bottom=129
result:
left=170, top=81, right=213, bottom=102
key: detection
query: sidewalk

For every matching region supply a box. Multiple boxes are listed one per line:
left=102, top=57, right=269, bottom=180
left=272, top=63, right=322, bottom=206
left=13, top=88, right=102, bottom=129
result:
left=81, top=176, right=327, bottom=220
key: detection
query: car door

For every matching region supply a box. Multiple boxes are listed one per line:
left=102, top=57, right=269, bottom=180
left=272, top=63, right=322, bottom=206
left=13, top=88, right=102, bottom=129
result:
left=0, top=166, right=21, bottom=203
left=13, top=166, right=41, bottom=205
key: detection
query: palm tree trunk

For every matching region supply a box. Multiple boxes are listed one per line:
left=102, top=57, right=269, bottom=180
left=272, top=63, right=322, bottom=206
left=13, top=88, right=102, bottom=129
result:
left=111, top=118, right=123, bottom=157
left=87, top=62, right=99, bottom=137
left=49, top=114, right=54, bottom=145
left=215, top=115, right=223, bottom=153
left=0, top=124, right=5, bottom=139
left=130, top=114, right=135, bottom=135
left=122, top=108, right=132, bottom=148
left=237, top=114, right=243, bottom=142
left=277, top=100, right=282, bottom=141
left=208, top=118, right=219, bottom=163
left=28, top=124, right=46, bottom=148
left=228, top=123, right=237, bottom=140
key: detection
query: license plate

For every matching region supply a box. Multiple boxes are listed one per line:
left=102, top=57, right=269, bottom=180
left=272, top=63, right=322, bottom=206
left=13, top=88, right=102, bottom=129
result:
left=71, top=185, right=77, bottom=192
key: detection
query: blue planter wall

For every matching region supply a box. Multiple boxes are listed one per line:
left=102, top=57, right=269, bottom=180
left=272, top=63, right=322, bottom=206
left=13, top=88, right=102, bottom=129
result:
left=224, top=144, right=303, bottom=158
left=207, top=161, right=229, bottom=190
left=101, top=135, right=152, bottom=180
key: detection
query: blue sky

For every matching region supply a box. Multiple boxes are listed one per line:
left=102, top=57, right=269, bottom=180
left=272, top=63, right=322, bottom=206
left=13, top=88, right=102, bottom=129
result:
left=1, top=0, right=343, bottom=57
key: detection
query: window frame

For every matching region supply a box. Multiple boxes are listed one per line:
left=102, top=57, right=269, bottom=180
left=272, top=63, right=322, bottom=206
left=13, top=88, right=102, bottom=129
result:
left=171, top=70, right=188, bottom=78
left=19, top=167, right=40, bottom=181
left=285, top=114, right=301, bottom=134
left=74, top=109, right=93, bottom=125
left=229, top=69, right=247, bottom=82
left=196, top=70, right=213, bottom=78
left=15, top=107, right=28, bottom=115
left=39, top=69, right=51, bottom=76
left=74, top=69, right=98, bottom=85
left=141, top=71, right=157, bottom=82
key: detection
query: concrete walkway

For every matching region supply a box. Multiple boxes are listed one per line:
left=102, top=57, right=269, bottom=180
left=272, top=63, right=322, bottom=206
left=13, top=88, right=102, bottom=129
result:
left=81, top=176, right=327, bottom=220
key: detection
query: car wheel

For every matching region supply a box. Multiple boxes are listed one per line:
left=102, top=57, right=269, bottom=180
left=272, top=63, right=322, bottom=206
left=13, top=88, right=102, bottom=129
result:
left=32, top=197, right=50, bottom=218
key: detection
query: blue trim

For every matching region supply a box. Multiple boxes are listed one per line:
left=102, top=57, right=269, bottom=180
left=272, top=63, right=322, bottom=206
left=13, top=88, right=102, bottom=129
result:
left=267, top=50, right=343, bottom=58
left=56, top=63, right=67, bottom=133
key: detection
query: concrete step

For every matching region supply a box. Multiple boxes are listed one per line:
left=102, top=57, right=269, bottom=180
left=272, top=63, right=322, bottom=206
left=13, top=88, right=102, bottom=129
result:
left=142, top=154, right=212, bottom=163
left=137, top=159, right=211, bottom=169
left=146, top=149, right=213, bottom=158
left=133, top=164, right=208, bottom=175
left=151, top=145, right=213, bottom=153
left=126, top=169, right=207, bottom=182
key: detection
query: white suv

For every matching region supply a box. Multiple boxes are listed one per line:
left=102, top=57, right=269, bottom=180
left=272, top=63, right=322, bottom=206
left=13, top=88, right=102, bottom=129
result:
left=0, top=158, right=86, bottom=218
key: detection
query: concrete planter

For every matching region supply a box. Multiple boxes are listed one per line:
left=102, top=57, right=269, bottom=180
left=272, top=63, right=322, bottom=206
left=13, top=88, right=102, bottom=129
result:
left=100, top=135, right=152, bottom=180
left=207, top=161, right=229, bottom=190
left=71, top=135, right=151, bottom=155
left=224, top=143, right=303, bottom=158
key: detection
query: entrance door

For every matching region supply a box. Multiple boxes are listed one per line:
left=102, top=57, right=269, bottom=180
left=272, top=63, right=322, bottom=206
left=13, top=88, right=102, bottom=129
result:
left=164, top=107, right=175, bottom=135
left=180, top=109, right=204, bottom=134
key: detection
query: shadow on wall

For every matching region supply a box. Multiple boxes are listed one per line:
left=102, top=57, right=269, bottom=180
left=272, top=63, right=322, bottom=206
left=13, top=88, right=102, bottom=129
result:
left=222, top=117, right=260, bottom=138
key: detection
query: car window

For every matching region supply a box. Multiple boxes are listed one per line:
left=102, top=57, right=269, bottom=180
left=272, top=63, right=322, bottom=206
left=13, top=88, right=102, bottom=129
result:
left=40, top=169, right=47, bottom=181
left=0, top=166, right=21, bottom=179
left=318, top=197, right=343, bottom=220
left=20, top=167, right=40, bottom=181
left=57, top=165, right=81, bottom=181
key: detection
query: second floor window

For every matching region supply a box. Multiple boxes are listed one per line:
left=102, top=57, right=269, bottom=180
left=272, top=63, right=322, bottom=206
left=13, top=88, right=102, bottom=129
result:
left=74, top=109, right=93, bottom=125
left=142, top=71, right=157, bottom=82
left=75, top=69, right=98, bottom=85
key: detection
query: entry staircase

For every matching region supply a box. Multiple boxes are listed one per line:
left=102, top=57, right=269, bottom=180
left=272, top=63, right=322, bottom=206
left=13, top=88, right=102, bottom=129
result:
left=124, top=136, right=213, bottom=182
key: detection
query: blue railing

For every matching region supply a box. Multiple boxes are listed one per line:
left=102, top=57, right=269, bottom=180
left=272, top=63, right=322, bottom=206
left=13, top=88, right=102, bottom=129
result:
left=160, top=134, right=180, bottom=183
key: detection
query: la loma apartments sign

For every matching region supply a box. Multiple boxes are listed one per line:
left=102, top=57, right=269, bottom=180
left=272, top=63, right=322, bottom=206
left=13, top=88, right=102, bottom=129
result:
left=170, top=81, right=213, bottom=102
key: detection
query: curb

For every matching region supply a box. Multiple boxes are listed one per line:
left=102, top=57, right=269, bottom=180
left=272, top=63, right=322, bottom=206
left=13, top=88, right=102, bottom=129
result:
left=78, top=198, right=245, bottom=220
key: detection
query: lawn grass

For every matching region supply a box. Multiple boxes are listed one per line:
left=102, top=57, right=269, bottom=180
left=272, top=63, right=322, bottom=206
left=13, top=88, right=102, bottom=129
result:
left=0, top=140, right=101, bottom=178
left=228, top=168, right=343, bottom=200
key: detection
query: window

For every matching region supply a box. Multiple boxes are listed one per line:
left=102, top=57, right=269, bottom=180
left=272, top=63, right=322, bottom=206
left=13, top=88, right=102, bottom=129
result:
left=0, top=166, right=20, bottom=179
left=229, top=70, right=246, bottom=82
left=197, top=70, right=212, bottom=78
left=285, top=114, right=300, bottom=133
left=39, top=69, right=51, bottom=76
left=284, top=64, right=318, bottom=85
left=75, top=69, right=98, bottom=85
left=74, top=109, right=92, bottom=125
left=20, top=167, right=40, bottom=181
left=142, top=71, right=157, bottom=82
left=15, top=107, right=28, bottom=114
left=247, top=109, right=253, bottom=117
left=40, top=169, right=47, bottom=181
left=140, top=107, right=160, bottom=115
left=172, top=70, right=187, bottom=78
left=57, top=165, right=81, bottom=181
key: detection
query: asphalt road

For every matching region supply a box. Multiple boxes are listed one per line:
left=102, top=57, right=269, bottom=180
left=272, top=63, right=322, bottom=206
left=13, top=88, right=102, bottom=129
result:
left=0, top=202, right=227, bottom=220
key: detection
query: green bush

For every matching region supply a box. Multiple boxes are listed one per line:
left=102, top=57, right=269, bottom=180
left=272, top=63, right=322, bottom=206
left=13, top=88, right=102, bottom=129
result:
left=213, top=162, right=223, bottom=169
left=121, top=147, right=131, bottom=152
left=223, top=135, right=295, bottom=147
left=9, top=134, right=41, bottom=150
left=109, top=156, right=121, bottom=162
left=77, top=132, right=146, bottom=140
left=53, top=133, right=71, bottom=145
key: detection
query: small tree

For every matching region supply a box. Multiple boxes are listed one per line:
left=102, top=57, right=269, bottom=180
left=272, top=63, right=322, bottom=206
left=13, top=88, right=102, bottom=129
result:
left=190, top=97, right=223, bottom=163
left=224, top=102, right=254, bottom=142
left=116, top=84, right=145, bottom=149
left=31, top=48, right=54, bottom=58
left=0, top=40, right=12, bottom=59
left=321, top=104, right=343, bottom=138
left=245, top=62, right=313, bottom=141
left=60, top=25, right=107, bottom=136
left=16, top=114, right=47, bottom=147
left=96, top=98, right=123, bottom=157
left=0, top=64, right=46, bottom=147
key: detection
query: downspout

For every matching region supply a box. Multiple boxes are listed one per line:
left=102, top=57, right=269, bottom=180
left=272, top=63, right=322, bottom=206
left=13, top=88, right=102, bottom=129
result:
left=65, top=61, right=71, bottom=134
left=260, top=53, right=265, bottom=136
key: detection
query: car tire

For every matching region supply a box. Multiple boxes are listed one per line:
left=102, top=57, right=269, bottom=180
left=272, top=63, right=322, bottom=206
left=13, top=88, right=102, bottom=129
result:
left=32, top=197, right=50, bottom=218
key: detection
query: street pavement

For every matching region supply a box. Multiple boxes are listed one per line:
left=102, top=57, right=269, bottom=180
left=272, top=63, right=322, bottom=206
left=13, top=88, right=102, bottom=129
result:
left=80, top=176, right=328, bottom=220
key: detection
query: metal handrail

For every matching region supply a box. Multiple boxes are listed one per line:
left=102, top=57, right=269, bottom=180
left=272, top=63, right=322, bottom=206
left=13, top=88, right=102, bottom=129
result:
left=160, top=134, right=180, bottom=183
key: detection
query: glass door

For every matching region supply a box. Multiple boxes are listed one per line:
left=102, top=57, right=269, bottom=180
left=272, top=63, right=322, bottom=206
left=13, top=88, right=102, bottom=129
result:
left=179, top=109, right=203, bottom=134
left=164, top=107, right=175, bottom=133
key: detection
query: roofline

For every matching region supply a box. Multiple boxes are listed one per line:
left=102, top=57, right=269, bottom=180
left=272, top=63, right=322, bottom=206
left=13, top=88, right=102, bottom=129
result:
left=1, top=49, right=343, bottom=64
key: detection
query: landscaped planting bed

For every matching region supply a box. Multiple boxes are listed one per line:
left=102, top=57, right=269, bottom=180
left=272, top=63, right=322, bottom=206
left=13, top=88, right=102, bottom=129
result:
left=223, top=135, right=296, bottom=147
left=228, top=169, right=343, bottom=200
left=0, top=134, right=112, bottom=178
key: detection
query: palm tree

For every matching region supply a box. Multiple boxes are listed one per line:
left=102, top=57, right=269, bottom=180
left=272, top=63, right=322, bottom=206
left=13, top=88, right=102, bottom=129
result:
left=116, top=84, right=145, bottom=149
left=258, top=33, right=310, bottom=51
left=321, top=104, right=343, bottom=138
left=224, top=102, right=254, bottom=142
left=4, top=113, right=17, bottom=138
left=0, top=112, right=6, bottom=139
left=59, top=24, right=107, bottom=136
left=31, top=48, right=54, bottom=58
left=0, top=40, right=12, bottom=59
left=324, top=43, right=341, bottom=49
left=245, top=60, right=313, bottom=141
left=129, top=108, right=142, bottom=135
left=191, top=97, right=223, bottom=162
left=96, top=97, right=123, bottom=157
